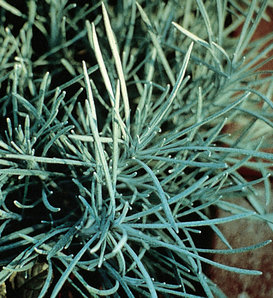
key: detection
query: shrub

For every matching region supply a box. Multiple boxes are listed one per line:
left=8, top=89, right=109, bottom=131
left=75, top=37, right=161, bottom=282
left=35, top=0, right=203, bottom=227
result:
left=0, top=1, right=272, bottom=297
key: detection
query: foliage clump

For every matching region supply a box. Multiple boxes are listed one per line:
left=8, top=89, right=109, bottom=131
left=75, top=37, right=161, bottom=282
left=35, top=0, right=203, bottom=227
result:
left=0, top=1, right=272, bottom=297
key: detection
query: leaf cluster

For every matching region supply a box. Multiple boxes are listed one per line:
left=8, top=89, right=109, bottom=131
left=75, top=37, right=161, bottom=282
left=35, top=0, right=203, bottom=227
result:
left=0, top=1, right=272, bottom=297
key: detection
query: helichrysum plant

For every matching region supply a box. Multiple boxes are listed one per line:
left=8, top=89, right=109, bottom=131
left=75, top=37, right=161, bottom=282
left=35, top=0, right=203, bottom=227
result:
left=0, top=0, right=273, bottom=297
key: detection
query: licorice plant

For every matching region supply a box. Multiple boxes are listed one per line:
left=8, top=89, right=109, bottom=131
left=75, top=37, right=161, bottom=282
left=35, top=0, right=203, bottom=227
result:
left=0, top=1, right=273, bottom=297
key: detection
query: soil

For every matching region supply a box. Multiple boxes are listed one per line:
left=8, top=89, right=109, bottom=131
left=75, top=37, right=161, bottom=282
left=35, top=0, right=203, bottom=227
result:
left=208, top=195, right=273, bottom=298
